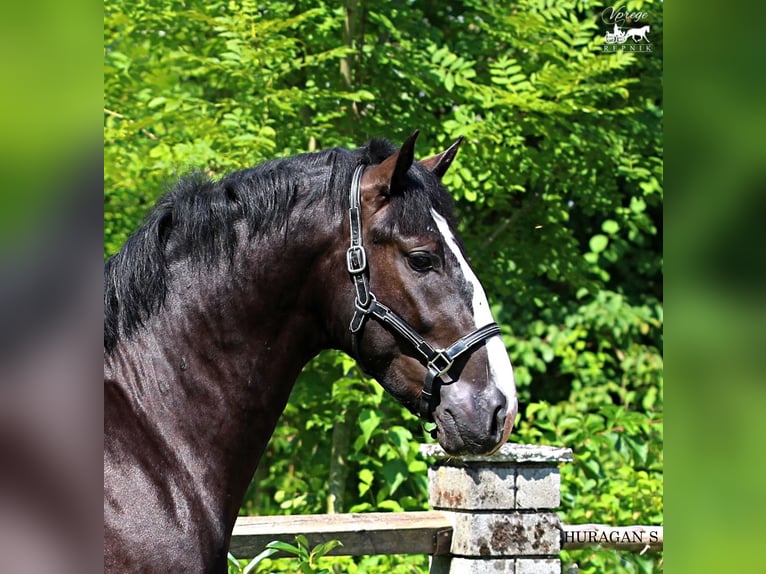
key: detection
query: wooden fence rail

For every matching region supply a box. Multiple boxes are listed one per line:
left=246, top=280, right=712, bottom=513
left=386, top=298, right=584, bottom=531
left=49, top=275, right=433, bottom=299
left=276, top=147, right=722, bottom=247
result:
left=231, top=511, right=453, bottom=558
left=232, top=444, right=662, bottom=573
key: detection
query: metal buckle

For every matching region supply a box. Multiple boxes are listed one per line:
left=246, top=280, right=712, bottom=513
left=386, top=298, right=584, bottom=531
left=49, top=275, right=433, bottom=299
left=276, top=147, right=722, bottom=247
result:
left=346, top=246, right=367, bottom=274
left=354, top=292, right=376, bottom=314
left=427, top=351, right=453, bottom=379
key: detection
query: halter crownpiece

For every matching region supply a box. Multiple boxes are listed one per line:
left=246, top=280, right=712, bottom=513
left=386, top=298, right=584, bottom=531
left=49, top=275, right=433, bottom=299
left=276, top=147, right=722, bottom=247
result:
left=346, top=165, right=502, bottom=420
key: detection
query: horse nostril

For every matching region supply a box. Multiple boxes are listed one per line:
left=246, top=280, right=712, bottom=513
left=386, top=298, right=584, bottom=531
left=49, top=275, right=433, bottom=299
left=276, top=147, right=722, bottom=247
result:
left=491, top=394, right=507, bottom=436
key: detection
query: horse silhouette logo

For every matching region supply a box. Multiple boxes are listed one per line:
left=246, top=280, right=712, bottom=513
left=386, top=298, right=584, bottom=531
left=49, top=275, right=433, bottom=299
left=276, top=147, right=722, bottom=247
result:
left=625, top=25, right=650, bottom=43
left=605, top=23, right=651, bottom=44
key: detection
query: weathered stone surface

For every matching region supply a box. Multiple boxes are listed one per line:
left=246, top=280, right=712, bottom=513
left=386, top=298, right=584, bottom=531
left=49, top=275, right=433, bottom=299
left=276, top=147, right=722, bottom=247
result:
left=429, top=464, right=515, bottom=510
left=515, top=558, right=562, bottom=574
left=450, top=512, right=561, bottom=557
left=516, top=466, right=560, bottom=509
left=420, top=443, right=573, bottom=464
left=430, top=557, right=561, bottom=573
left=430, top=556, right=515, bottom=573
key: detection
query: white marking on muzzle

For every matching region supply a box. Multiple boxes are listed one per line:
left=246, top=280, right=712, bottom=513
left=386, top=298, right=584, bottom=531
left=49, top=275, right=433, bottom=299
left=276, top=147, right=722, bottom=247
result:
left=430, top=210, right=517, bottom=413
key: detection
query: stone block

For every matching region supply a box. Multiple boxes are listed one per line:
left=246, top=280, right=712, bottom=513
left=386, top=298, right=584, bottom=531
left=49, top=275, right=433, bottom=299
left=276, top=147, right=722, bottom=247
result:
left=430, top=556, right=515, bottom=573
left=516, top=466, right=560, bottom=509
left=430, top=557, right=560, bottom=574
left=450, top=512, right=561, bottom=557
left=429, top=464, right=516, bottom=510
left=515, top=558, right=562, bottom=574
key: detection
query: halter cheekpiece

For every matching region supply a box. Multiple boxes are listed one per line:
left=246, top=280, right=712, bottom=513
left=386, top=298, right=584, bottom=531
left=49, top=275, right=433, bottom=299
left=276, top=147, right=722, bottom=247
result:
left=346, top=165, right=502, bottom=420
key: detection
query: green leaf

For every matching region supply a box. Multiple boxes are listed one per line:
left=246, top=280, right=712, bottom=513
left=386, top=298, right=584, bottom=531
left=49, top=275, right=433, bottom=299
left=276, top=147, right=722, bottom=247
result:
left=377, top=499, right=404, bottom=512
left=242, top=546, right=279, bottom=573
left=358, top=408, right=381, bottom=444
left=631, top=196, right=647, bottom=213
left=430, top=46, right=449, bottom=64
left=444, top=72, right=455, bottom=92
left=442, top=53, right=458, bottom=68
left=311, top=539, right=343, bottom=559
left=359, top=468, right=374, bottom=485
left=382, top=459, right=408, bottom=496
left=625, top=434, right=649, bottom=465
left=589, top=234, right=609, bottom=253
left=265, top=540, right=301, bottom=554
left=358, top=468, right=374, bottom=496
left=147, top=96, right=166, bottom=108
left=602, top=219, right=619, bottom=234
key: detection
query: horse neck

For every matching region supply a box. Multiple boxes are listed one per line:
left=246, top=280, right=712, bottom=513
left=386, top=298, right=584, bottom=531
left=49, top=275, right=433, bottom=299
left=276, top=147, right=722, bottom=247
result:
left=105, top=211, right=345, bottom=529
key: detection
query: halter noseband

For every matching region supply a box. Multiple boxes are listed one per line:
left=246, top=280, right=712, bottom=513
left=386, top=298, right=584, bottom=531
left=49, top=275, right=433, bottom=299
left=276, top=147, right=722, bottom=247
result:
left=346, top=165, right=502, bottom=420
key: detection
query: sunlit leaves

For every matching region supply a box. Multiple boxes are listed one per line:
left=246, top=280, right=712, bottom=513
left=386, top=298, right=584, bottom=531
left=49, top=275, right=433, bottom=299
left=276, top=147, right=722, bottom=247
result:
left=357, top=409, right=381, bottom=445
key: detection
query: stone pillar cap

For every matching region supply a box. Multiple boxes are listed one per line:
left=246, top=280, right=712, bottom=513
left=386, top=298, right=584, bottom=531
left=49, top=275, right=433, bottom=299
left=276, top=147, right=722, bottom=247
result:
left=419, top=442, right=573, bottom=463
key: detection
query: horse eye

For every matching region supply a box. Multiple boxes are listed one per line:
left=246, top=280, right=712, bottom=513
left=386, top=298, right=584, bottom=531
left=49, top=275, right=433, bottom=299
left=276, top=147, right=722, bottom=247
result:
left=408, top=251, right=434, bottom=272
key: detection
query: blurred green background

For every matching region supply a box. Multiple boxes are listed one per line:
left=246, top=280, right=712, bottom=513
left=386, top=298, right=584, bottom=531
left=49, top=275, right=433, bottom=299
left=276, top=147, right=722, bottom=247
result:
left=665, top=0, right=766, bottom=573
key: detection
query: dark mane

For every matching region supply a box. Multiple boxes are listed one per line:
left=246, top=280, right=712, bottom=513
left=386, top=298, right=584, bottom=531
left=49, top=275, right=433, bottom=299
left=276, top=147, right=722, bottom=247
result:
left=104, top=138, right=456, bottom=354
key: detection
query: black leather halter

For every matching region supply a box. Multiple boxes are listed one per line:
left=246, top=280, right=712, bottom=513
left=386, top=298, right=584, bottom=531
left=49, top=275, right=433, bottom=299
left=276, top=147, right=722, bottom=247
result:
left=346, top=165, right=502, bottom=420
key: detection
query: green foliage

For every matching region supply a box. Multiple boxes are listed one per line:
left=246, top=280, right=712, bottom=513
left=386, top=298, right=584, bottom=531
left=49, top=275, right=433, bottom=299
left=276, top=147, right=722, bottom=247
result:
left=228, top=536, right=343, bottom=574
left=105, top=0, right=662, bottom=572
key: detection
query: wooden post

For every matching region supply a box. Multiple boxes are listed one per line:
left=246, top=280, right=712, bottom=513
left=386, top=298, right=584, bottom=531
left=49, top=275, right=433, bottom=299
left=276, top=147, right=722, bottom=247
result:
left=421, top=443, right=573, bottom=574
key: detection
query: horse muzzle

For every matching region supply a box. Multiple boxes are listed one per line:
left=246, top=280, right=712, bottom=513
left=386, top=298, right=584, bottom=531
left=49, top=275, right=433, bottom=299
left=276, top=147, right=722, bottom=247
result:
left=431, top=384, right=513, bottom=456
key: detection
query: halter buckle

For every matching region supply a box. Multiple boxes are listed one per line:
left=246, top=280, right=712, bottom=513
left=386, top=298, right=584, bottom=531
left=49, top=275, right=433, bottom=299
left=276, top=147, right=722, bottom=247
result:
left=354, top=292, right=376, bottom=315
left=427, top=351, right=454, bottom=379
left=346, top=246, right=367, bottom=274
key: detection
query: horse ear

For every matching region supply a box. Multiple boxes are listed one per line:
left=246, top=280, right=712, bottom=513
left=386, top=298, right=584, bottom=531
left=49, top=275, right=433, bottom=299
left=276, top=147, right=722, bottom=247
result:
left=391, top=129, right=419, bottom=191
left=361, top=130, right=419, bottom=209
left=420, top=136, right=463, bottom=179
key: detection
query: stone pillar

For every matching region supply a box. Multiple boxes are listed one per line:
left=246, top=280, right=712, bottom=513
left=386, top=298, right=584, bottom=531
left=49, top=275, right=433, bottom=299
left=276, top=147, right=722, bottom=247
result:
left=421, top=443, right=573, bottom=574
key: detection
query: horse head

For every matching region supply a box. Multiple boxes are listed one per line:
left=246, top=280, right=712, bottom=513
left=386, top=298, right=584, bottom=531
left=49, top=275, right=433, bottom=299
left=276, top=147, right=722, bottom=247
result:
left=332, top=132, right=518, bottom=455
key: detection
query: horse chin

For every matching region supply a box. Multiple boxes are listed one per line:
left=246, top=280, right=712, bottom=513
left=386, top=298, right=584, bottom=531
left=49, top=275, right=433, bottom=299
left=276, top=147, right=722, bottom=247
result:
left=428, top=409, right=456, bottom=454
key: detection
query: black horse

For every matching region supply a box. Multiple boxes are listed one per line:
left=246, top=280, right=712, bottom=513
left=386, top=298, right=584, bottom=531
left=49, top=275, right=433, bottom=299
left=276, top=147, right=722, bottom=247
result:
left=104, top=132, right=518, bottom=572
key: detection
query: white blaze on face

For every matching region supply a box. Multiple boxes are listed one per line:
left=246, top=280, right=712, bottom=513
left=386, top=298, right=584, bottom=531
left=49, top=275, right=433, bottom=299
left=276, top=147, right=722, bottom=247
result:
left=430, top=209, right=517, bottom=412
